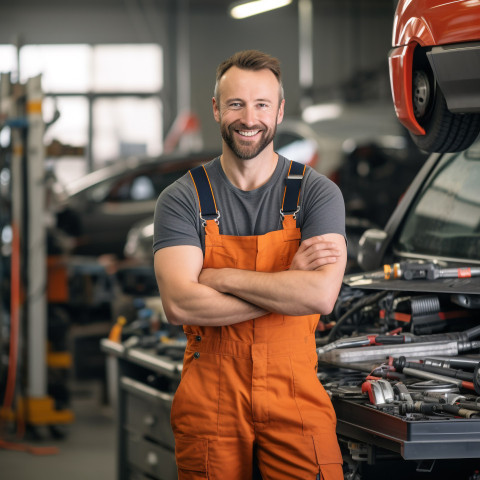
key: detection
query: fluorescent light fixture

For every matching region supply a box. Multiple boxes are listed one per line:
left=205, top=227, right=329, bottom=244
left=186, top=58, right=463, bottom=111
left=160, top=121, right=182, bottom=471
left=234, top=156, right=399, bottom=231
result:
left=230, top=0, right=292, bottom=19
left=142, top=223, right=154, bottom=237
left=302, top=103, right=343, bottom=124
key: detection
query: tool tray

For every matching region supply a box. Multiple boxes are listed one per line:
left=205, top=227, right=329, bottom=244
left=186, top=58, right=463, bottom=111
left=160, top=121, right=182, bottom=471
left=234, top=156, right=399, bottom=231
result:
left=331, top=393, right=480, bottom=460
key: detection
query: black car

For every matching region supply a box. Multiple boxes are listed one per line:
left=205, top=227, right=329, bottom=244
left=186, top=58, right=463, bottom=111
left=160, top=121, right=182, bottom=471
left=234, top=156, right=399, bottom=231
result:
left=317, top=140, right=480, bottom=479
left=54, top=151, right=218, bottom=258
left=275, top=103, right=428, bottom=228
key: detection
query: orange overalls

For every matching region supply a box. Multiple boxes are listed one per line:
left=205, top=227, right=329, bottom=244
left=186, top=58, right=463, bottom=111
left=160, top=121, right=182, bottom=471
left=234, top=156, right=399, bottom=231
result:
left=170, top=161, right=343, bottom=480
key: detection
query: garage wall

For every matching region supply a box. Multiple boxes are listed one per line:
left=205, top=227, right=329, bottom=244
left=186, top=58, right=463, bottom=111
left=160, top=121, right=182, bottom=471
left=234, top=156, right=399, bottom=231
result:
left=187, top=3, right=302, bottom=149
left=0, top=0, right=396, bottom=151
left=187, top=0, right=396, bottom=148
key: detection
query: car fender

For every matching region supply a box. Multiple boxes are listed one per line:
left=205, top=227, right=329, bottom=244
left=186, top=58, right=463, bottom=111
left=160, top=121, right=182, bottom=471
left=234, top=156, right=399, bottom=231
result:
left=394, top=15, right=435, bottom=48
left=389, top=42, right=425, bottom=136
left=393, top=0, right=480, bottom=48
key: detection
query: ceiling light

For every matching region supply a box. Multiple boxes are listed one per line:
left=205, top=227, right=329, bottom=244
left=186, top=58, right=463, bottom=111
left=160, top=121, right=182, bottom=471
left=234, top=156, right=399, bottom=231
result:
left=229, top=0, right=293, bottom=19
left=302, top=103, right=344, bottom=124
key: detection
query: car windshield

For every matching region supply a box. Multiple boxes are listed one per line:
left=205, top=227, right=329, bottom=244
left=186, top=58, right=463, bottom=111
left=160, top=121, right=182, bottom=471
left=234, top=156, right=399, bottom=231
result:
left=395, top=143, right=480, bottom=262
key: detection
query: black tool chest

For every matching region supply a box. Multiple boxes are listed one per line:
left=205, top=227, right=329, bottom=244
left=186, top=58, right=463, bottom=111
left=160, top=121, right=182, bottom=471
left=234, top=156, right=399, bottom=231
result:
left=102, top=340, right=182, bottom=480
left=332, top=390, right=480, bottom=459
left=316, top=276, right=480, bottom=478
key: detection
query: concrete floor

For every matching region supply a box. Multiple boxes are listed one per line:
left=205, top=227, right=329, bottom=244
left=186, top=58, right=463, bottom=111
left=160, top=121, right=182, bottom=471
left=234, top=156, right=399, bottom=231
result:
left=0, top=381, right=116, bottom=480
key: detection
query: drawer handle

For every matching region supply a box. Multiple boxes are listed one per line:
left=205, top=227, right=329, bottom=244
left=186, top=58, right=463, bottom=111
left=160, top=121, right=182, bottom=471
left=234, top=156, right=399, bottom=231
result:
left=143, top=414, right=157, bottom=427
left=147, top=451, right=159, bottom=466
left=120, top=376, right=174, bottom=403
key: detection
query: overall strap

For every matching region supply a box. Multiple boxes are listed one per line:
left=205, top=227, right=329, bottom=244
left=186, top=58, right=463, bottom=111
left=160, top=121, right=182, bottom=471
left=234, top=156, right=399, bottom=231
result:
left=189, top=165, right=220, bottom=227
left=281, top=161, right=306, bottom=220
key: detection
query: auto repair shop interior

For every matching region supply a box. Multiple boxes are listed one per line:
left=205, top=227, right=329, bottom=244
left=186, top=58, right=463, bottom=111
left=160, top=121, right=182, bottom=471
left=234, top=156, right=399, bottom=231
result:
left=1, top=1, right=480, bottom=479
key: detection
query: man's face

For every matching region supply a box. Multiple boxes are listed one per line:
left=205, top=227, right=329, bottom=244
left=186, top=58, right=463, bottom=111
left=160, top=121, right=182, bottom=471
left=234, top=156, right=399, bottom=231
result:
left=213, top=66, right=284, bottom=160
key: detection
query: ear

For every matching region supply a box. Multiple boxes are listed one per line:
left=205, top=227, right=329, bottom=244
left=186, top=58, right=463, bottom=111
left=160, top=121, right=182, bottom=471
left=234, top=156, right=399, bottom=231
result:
left=212, top=97, right=220, bottom=123
left=277, top=99, right=285, bottom=125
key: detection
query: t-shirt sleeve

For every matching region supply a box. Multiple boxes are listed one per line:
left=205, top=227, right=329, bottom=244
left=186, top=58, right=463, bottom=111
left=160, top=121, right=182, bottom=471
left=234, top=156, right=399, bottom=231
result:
left=300, top=169, right=347, bottom=243
left=153, top=176, right=201, bottom=254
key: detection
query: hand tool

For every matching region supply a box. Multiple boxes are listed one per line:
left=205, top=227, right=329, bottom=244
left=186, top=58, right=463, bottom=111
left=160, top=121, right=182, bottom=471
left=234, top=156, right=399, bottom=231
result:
left=399, top=401, right=480, bottom=418
left=401, top=367, right=476, bottom=392
left=414, top=392, right=466, bottom=405
left=393, top=382, right=414, bottom=405
left=393, top=356, right=474, bottom=382
left=424, top=356, right=480, bottom=370
left=361, top=379, right=395, bottom=405
left=317, top=324, right=480, bottom=356
left=318, top=339, right=480, bottom=364
left=356, top=261, right=480, bottom=281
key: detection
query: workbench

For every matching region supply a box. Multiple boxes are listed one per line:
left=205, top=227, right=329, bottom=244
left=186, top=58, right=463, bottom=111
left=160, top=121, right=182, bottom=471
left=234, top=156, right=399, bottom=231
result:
left=101, top=339, right=182, bottom=480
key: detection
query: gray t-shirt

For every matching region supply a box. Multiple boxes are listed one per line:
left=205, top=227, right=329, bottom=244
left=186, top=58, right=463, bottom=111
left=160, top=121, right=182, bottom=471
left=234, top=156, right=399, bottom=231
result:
left=153, top=155, right=345, bottom=254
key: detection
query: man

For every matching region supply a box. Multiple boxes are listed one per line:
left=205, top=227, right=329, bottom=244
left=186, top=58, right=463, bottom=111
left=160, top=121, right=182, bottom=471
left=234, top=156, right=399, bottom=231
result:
left=154, top=50, right=347, bottom=480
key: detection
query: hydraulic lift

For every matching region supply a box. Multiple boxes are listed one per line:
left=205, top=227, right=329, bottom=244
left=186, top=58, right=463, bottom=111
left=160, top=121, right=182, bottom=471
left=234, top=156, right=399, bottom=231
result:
left=0, top=73, right=74, bottom=437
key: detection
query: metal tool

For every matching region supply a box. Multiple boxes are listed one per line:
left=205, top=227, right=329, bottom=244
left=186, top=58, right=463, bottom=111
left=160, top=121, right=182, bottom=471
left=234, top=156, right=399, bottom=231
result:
left=402, top=367, right=475, bottom=392
left=355, top=261, right=480, bottom=281
left=318, top=339, right=480, bottom=364
left=393, top=356, right=474, bottom=382
left=317, top=324, right=480, bottom=356
left=393, top=382, right=414, bottom=405
left=361, top=379, right=395, bottom=405
left=424, top=356, right=480, bottom=370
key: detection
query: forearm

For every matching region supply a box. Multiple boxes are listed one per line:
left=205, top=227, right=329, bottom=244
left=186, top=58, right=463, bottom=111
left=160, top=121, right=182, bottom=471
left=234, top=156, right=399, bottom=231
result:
left=162, top=280, right=267, bottom=326
left=154, top=246, right=267, bottom=326
left=199, top=234, right=347, bottom=316
left=201, top=268, right=342, bottom=316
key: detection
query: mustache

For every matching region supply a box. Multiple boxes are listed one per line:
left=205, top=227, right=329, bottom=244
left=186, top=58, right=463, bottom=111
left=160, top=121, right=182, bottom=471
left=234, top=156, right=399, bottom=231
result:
left=229, top=121, right=264, bottom=131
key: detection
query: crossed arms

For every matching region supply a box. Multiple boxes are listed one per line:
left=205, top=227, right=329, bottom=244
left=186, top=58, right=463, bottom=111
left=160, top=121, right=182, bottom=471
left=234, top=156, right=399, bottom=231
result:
left=154, top=234, right=347, bottom=327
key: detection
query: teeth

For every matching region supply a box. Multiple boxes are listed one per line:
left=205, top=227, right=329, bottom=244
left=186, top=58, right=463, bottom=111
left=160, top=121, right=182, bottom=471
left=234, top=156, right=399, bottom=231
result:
left=238, top=130, right=259, bottom=137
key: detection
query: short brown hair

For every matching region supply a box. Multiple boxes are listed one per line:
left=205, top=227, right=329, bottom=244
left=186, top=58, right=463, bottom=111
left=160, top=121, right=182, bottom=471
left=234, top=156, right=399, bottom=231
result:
left=214, top=50, right=284, bottom=102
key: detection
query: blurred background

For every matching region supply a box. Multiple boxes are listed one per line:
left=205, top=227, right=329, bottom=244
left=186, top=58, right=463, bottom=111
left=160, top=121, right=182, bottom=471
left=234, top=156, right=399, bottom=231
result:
left=0, top=1, right=429, bottom=479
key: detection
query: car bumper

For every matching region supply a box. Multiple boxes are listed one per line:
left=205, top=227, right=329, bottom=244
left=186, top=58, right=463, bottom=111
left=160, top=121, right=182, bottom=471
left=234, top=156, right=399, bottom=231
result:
left=427, top=41, right=480, bottom=113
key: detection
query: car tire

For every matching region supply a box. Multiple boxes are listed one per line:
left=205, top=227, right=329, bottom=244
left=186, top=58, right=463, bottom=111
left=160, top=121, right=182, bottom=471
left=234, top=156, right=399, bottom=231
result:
left=410, top=69, right=480, bottom=153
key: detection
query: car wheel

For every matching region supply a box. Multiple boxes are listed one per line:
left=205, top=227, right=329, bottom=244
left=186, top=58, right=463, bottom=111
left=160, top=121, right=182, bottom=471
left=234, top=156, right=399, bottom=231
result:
left=410, top=68, right=480, bottom=153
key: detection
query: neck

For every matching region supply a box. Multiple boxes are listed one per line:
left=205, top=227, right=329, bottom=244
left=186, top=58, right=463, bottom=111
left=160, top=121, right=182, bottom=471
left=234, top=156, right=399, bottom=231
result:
left=220, top=147, right=278, bottom=191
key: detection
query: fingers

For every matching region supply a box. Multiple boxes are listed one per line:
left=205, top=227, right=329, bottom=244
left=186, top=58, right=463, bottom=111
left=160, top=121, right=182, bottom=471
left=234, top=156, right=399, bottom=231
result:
left=290, top=236, right=342, bottom=271
left=303, top=238, right=341, bottom=259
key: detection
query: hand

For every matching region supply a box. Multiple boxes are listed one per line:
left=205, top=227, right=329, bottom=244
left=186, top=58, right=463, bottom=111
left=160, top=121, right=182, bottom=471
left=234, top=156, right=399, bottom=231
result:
left=289, top=235, right=341, bottom=271
left=198, top=267, right=223, bottom=291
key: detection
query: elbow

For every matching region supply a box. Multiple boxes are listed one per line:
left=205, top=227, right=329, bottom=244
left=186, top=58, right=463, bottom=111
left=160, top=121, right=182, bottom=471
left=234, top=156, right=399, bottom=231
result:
left=318, top=296, right=337, bottom=315
left=162, top=301, right=185, bottom=326
left=310, top=290, right=338, bottom=316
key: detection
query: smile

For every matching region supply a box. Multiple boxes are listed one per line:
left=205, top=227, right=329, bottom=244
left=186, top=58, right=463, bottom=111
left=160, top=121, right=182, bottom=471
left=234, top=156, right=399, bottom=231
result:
left=237, top=130, right=260, bottom=137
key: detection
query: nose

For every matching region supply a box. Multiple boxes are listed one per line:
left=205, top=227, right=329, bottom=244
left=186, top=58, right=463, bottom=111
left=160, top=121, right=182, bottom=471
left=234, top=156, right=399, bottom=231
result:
left=240, top=105, right=257, bottom=127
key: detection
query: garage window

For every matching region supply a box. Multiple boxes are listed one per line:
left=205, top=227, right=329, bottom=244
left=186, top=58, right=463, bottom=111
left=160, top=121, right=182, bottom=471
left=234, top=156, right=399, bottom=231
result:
left=1, top=43, right=163, bottom=184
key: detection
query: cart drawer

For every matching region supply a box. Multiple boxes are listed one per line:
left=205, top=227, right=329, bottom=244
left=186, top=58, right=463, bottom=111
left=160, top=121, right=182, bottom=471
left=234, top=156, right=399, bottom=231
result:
left=122, top=376, right=175, bottom=449
left=127, top=432, right=177, bottom=480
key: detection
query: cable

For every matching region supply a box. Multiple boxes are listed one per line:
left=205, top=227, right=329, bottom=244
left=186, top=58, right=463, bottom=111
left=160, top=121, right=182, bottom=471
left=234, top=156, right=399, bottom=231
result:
left=327, top=290, right=390, bottom=342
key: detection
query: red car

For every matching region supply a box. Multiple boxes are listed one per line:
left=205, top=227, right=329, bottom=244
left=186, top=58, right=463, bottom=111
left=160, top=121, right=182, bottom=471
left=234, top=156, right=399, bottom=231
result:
left=389, top=0, right=480, bottom=152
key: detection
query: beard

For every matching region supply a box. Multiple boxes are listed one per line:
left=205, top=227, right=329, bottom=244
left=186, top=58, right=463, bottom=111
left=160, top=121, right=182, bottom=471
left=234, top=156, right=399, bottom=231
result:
left=220, top=121, right=277, bottom=160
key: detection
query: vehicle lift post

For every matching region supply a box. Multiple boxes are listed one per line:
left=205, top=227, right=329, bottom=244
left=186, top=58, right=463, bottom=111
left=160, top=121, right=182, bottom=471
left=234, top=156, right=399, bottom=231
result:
left=1, top=73, right=73, bottom=431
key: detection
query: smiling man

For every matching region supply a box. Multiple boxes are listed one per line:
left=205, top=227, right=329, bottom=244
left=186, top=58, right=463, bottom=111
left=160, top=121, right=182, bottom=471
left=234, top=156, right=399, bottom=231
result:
left=153, top=50, right=347, bottom=480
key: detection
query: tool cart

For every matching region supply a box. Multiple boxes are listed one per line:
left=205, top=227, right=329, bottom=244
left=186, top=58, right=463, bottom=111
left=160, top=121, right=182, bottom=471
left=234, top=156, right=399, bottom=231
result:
left=102, top=298, right=184, bottom=480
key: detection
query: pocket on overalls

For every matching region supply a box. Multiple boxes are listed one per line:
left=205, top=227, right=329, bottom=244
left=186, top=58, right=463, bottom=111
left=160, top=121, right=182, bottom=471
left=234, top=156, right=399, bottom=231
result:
left=290, top=353, right=337, bottom=434
left=176, top=436, right=209, bottom=479
left=204, top=249, right=238, bottom=269
left=312, top=435, right=343, bottom=480
left=171, top=350, right=220, bottom=436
